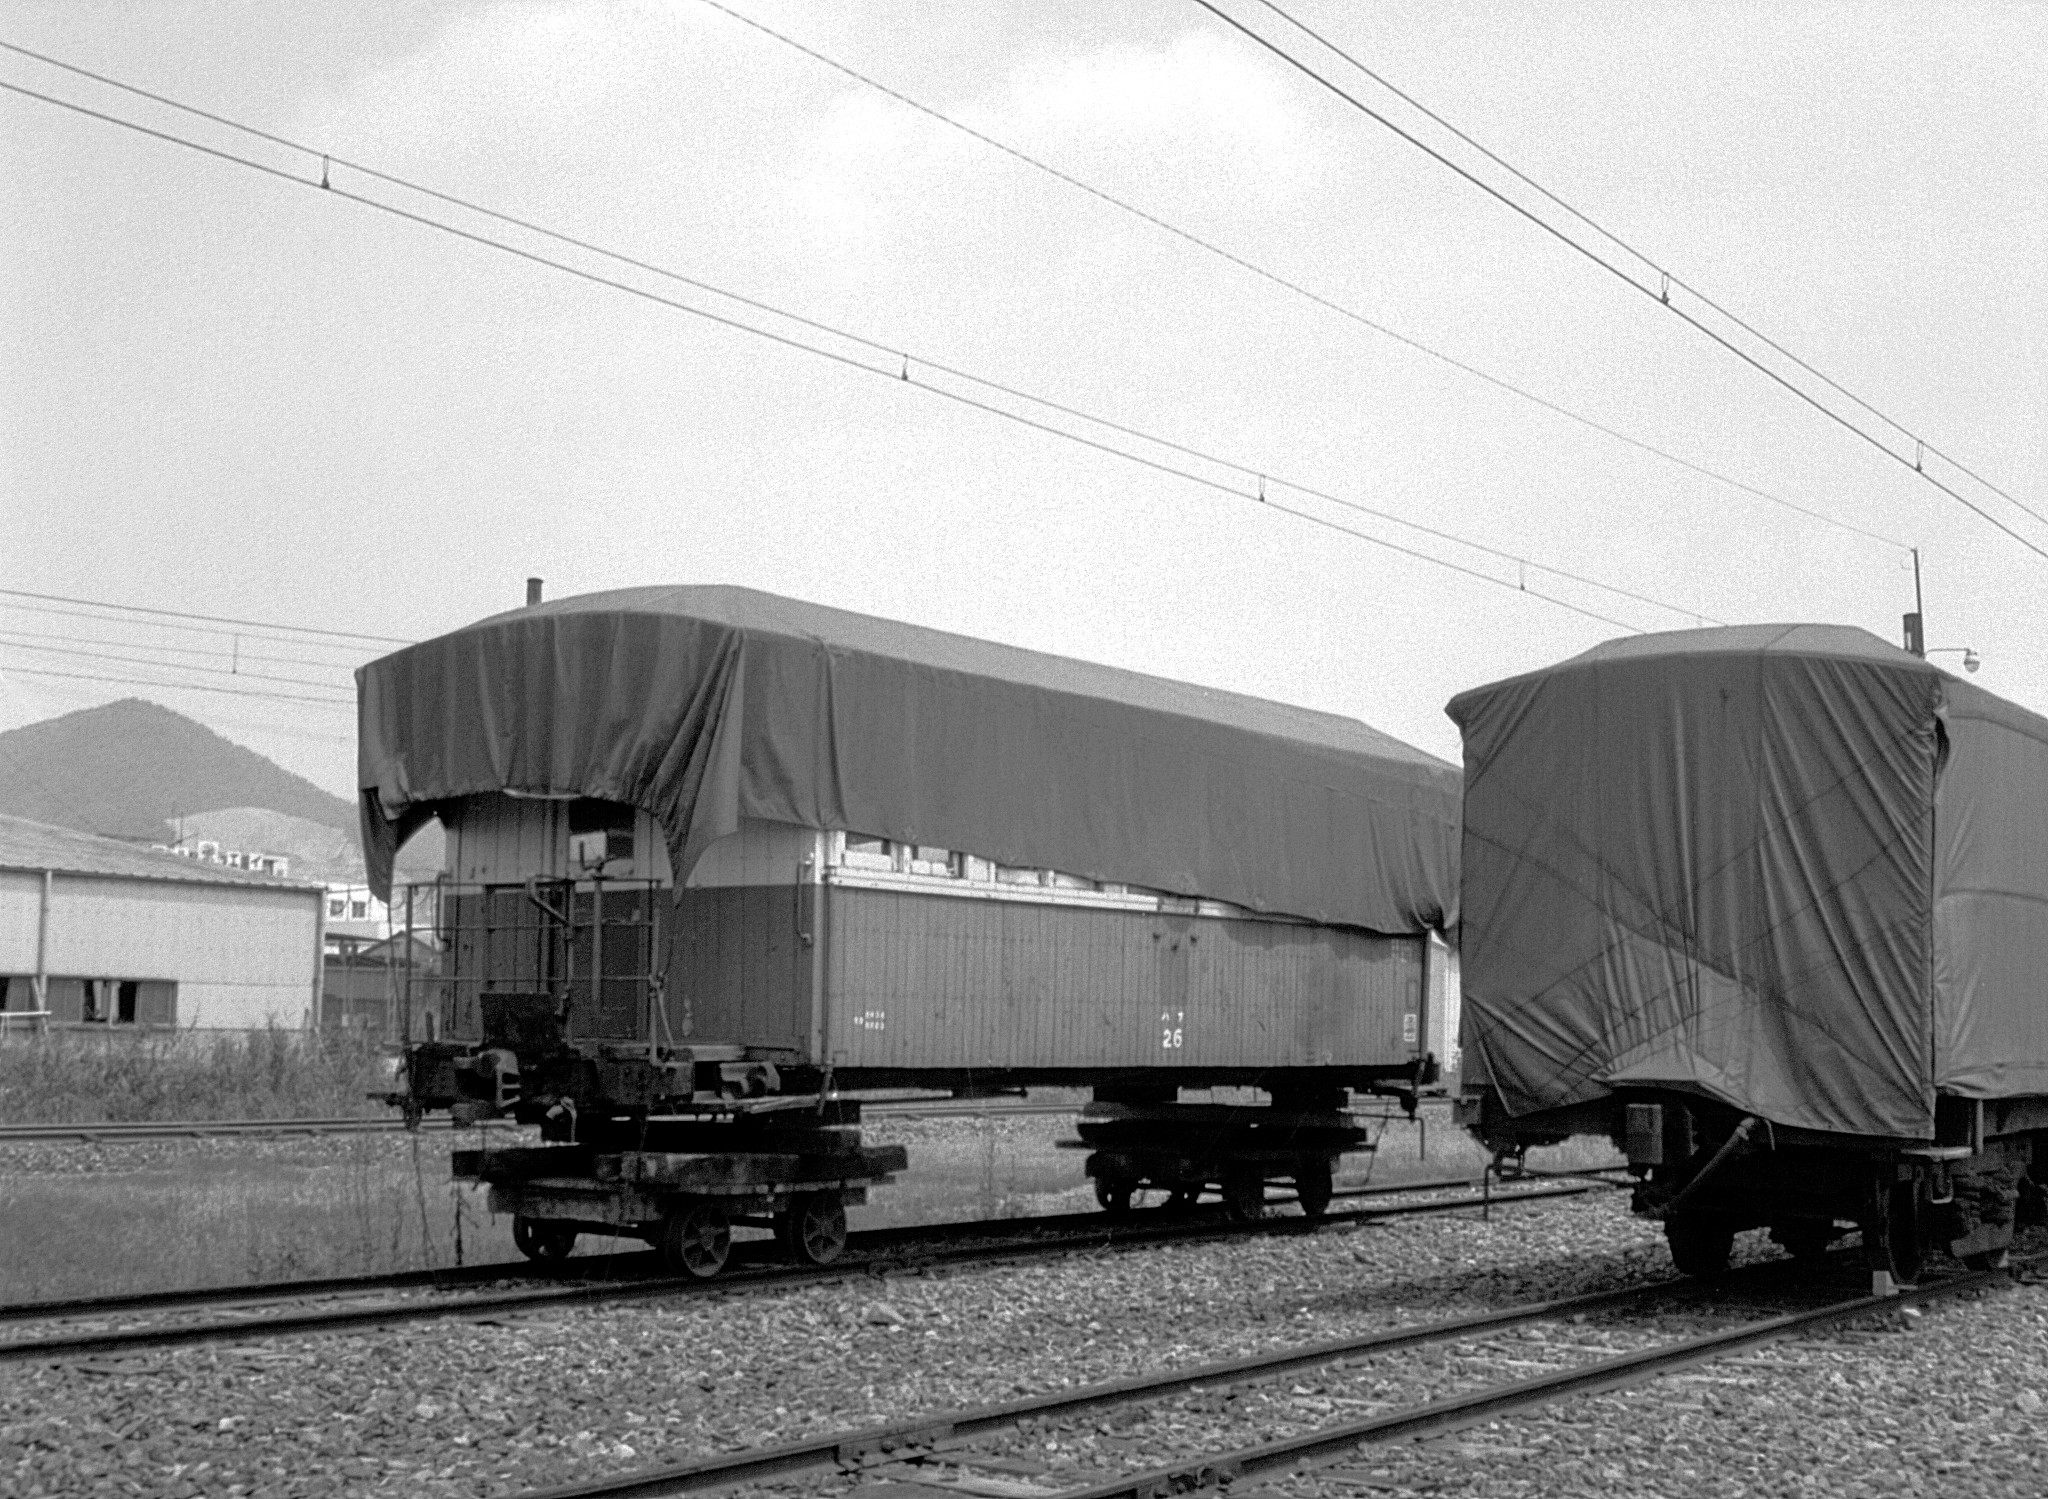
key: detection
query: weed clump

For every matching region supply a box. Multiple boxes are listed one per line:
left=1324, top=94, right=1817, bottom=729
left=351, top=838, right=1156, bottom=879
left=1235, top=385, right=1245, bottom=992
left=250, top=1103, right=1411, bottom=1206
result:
left=0, top=1026, right=390, bottom=1123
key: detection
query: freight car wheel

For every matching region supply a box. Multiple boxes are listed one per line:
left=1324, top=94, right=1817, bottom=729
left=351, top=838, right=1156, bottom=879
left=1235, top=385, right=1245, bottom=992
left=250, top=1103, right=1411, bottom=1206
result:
left=1664, top=1216, right=1735, bottom=1277
left=1165, top=1186, right=1202, bottom=1213
left=778, top=1191, right=848, bottom=1266
left=659, top=1200, right=732, bottom=1279
left=1093, top=1176, right=1139, bottom=1216
left=1293, top=1160, right=1334, bottom=1222
left=1864, top=1178, right=1926, bottom=1285
left=511, top=1216, right=577, bottom=1261
left=1768, top=1221, right=1836, bottom=1265
left=1222, top=1169, right=1266, bottom=1223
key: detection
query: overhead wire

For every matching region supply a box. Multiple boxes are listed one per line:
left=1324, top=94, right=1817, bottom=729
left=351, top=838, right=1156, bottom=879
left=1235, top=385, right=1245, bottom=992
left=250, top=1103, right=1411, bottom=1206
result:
left=0, top=61, right=1684, bottom=624
left=0, top=60, right=1716, bottom=634
left=0, top=597, right=390, bottom=656
left=1239, top=0, right=2039, bottom=527
left=1190, top=0, right=2048, bottom=562
left=0, top=625, right=365, bottom=676
left=690, top=0, right=1904, bottom=554
left=0, top=663, right=354, bottom=706
left=0, top=638, right=357, bottom=693
left=0, top=583, right=413, bottom=645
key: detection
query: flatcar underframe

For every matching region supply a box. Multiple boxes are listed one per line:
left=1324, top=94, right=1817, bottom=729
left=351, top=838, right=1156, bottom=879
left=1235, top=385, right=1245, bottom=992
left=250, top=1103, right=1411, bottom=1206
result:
left=399, top=992, right=1421, bottom=1278
left=1461, top=1086, right=2048, bottom=1282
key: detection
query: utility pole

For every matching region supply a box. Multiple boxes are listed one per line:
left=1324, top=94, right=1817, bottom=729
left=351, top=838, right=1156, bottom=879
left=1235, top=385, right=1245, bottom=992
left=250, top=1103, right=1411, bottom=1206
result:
left=1902, top=548, right=1926, bottom=657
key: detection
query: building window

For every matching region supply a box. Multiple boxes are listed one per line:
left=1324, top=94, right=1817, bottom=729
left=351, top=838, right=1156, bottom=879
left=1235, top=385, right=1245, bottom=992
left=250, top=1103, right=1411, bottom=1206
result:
left=350, top=899, right=370, bottom=920
left=329, top=897, right=348, bottom=918
left=72, top=978, right=173, bottom=1026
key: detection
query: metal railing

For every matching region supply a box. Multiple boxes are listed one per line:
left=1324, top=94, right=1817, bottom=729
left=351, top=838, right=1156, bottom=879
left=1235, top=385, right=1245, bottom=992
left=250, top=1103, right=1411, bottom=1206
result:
left=395, top=877, right=666, bottom=1044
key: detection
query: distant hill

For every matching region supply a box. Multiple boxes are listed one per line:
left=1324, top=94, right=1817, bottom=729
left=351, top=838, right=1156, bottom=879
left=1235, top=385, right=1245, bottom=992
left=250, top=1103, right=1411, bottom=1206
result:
left=0, top=698, right=359, bottom=843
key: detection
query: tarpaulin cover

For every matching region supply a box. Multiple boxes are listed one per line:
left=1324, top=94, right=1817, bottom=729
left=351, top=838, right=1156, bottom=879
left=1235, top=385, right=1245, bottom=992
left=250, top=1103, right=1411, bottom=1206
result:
left=1448, top=624, right=2048, bottom=1141
left=358, top=586, right=1460, bottom=934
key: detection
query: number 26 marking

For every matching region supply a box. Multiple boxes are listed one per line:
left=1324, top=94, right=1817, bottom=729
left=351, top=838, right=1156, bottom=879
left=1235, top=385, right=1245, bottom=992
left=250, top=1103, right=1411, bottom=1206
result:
left=1160, top=1009, right=1185, bottom=1049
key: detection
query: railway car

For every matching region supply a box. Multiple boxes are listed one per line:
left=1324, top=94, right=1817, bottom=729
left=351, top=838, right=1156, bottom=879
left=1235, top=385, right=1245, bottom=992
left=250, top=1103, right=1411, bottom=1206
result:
left=359, top=585, right=1462, bottom=1275
left=1450, top=625, right=2048, bottom=1282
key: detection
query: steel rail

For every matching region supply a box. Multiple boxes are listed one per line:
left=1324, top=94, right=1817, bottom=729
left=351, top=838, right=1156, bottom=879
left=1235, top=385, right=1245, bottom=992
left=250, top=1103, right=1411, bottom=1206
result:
left=0, top=1099, right=1084, bottom=1144
left=0, top=1180, right=1395, bottom=1328
left=0, top=1175, right=1530, bottom=1326
left=0, top=1096, right=1464, bottom=1144
left=0, top=1182, right=1599, bottom=1363
left=503, top=1253, right=1839, bottom=1499
left=1049, top=1266, right=2011, bottom=1499
left=0, top=1116, right=502, bottom=1143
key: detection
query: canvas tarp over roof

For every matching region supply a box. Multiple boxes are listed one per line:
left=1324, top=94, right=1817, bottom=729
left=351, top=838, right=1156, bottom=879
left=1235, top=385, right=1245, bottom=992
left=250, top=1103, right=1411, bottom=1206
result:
left=1448, top=624, right=2048, bottom=1141
left=358, top=586, right=1460, bottom=934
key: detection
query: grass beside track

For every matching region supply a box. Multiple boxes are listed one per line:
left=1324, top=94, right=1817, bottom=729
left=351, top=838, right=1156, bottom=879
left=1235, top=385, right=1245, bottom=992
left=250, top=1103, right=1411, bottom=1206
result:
left=0, top=1096, right=1623, bottom=1304
left=0, top=1026, right=392, bottom=1124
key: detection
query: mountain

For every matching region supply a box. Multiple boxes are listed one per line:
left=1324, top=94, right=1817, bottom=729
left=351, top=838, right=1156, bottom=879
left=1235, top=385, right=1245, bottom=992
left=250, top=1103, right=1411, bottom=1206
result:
left=0, top=698, right=359, bottom=843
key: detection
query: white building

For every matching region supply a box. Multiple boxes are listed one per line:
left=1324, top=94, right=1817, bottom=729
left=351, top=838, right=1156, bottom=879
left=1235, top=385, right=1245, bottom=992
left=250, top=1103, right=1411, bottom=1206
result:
left=0, top=815, right=324, bottom=1029
left=322, top=882, right=393, bottom=946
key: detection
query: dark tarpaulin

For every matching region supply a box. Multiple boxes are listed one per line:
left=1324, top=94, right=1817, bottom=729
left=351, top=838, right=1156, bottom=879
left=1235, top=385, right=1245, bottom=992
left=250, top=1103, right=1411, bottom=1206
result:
left=1448, top=624, right=2048, bottom=1141
left=357, top=586, right=1460, bottom=934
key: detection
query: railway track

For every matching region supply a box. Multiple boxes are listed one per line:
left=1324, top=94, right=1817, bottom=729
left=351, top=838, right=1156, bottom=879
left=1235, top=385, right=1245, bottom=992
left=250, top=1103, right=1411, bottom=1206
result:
left=0, top=1097, right=1088, bottom=1146
left=0, top=1170, right=1517, bottom=1329
left=0, top=1176, right=1606, bottom=1364
left=506, top=1252, right=2016, bottom=1499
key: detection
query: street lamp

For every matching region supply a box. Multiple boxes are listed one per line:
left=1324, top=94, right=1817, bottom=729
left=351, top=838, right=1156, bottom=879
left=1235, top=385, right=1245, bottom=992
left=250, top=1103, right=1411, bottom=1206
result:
left=1926, top=647, right=1981, bottom=674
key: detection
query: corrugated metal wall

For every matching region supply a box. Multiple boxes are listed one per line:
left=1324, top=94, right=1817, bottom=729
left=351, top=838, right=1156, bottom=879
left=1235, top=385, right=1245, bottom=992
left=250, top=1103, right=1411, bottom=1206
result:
left=0, top=869, right=318, bottom=1028
left=818, top=886, right=1421, bottom=1071
left=431, top=800, right=1435, bottom=1077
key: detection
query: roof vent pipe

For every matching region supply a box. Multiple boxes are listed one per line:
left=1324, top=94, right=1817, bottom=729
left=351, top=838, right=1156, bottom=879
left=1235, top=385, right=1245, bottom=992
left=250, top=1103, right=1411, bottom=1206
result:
left=526, top=577, right=543, bottom=606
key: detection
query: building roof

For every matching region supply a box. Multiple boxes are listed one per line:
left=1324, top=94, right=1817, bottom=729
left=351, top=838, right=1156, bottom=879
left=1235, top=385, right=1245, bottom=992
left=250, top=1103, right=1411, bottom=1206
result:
left=0, top=814, right=320, bottom=891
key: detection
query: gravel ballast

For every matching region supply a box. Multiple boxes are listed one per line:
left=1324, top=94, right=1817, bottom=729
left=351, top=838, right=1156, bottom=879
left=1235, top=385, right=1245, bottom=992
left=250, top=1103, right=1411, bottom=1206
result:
left=5, top=1196, right=2045, bottom=1498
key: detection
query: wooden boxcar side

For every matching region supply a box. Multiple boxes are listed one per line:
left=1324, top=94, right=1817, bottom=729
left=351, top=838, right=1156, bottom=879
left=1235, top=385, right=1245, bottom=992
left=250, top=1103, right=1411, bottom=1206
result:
left=427, top=799, right=1437, bottom=1087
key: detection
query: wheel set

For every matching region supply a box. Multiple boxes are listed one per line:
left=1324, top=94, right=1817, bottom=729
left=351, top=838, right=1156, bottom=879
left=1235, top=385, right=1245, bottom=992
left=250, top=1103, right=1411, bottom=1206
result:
left=777, top=1191, right=849, bottom=1267
left=1090, top=1158, right=1335, bottom=1222
left=638, top=1191, right=849, bottom=1280
left=511, top=1215, right=578, bottom=1262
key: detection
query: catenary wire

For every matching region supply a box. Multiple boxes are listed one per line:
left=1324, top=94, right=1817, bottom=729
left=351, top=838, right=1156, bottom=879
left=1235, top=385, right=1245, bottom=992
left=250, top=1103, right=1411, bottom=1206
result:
left=0, top=598, right=387, bottom=656
left=691, top=0, right=1903, bottom=554
left=1190, top=0, right=2048, bottom=558
left=0, top=639, right=357, bottom=693
left=14, top=18, right=1992, bottom=561
left=0, top=625, right=364, bottom=676
left=1241, top=0, right=2038, bottom=523
left=0, top=62, right=1704, bottom=625
left=0, top=70, right=1711, bottom=632
left=0, top=584, right=412, bottom=645
left=0, top=664, right=354, bottom=706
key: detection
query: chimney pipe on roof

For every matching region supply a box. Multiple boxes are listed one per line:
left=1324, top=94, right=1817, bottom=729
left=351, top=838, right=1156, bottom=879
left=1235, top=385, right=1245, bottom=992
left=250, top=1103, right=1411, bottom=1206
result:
left=526, top=577, right=543, bottom=607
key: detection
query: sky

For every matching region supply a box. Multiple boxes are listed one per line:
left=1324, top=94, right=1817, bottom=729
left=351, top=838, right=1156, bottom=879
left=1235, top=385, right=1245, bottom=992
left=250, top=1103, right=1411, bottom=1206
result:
left=2, top=0, right=2044, bottom=800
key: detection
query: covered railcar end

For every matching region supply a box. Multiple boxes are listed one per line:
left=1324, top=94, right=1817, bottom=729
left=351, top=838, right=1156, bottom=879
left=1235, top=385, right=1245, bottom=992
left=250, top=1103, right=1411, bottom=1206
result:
left=359, top=585, right=1463, bottom=1273
left=1449, top=624, right=2048, bottom=1282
